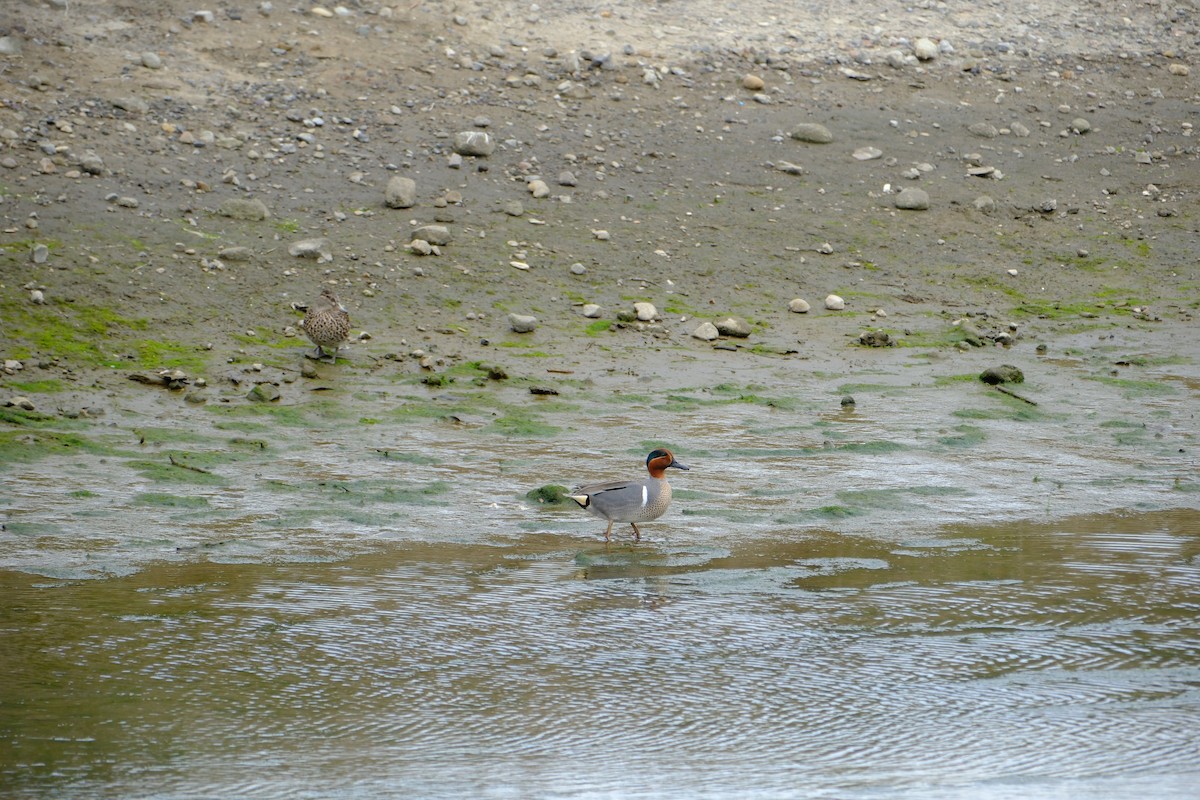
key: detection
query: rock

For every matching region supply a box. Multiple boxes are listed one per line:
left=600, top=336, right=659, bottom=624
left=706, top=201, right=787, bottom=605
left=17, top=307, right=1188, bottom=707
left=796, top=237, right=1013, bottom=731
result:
left=742, top=74, right=765, bottom=91
left=385, top=176, right=417, bottom=208
left=691, top=321, right=720, bottom=341
left=454, top=131, right=494, bottom=156
left=0, top=36, right=22, bottom=56
left=557, top=170, right=577, bottom=187
left=840, top=395, right=856, bottom=407
left=218, top=246, right=253, bottom=261
left=633, top=302, right=658, bottom=322
left=913, top=37, right=939, bottom=61
left=895, top=188, right=930, bottom=210
left=569, top=263, right=587, bottom=275
left=508, top=313, right=538, bottom=333
left=78, top=152, right=105, bottom=175
left=502, top=200, right=524, bottom=216
left=247, top=383, right=281, bottom=402
left=218, top=198, right=270, bottom=220
left=30, top=289, right=45, bottom=304
left=3, top=360, right=22, bottom=373
left=788, top=298, right=811, bottom=313
left=6, top=396, right=35, bottom=411
left=411, top=225, right=452, bottom=246
left=775, top=160, right=804, bottom=175
left=853, top=146, right=883, bottom=161
left=141, top=51, right=163, bottom=69
left=968, top=122, right=998, bottom=138
left=713, top=316, right=751, bottom=337
left=858, top=329, right=894, bottom=347
left=1070, top=117, right=1092, bottom=134
left=790, top=123, right=834, bottom=144
left=1168, top=63, right=1190, bottom=76
left=112, top=95, right=149, bottom=114
left=408, top=239, right=434, bottom=256
left=974, top=195, right=996, bottom=214
left=582, top=304, right=602, bottom=318
left=31, top=243, right=49, bottom=263
left=979, top=365, right=1025, bottom=385
left=288, top=238, right=331, bottom=260
left=824, top=294, right=846, bottom=311
left=528, top=179, right=550, bottom=198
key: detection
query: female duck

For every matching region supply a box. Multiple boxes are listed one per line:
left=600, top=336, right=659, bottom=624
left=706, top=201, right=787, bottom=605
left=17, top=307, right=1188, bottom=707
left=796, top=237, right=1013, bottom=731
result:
left=569, top=449, right=689, bottom=542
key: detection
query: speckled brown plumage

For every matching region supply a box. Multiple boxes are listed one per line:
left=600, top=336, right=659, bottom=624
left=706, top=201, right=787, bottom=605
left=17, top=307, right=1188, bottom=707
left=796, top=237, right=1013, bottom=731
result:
left=300, top=288, right=350, bottom=362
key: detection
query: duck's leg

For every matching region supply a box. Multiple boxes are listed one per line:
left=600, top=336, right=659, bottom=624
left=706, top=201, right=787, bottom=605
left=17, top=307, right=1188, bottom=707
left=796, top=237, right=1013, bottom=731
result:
left=603, top=520, right=614, bottom=542
left=630, top=522, right=641, bottom=541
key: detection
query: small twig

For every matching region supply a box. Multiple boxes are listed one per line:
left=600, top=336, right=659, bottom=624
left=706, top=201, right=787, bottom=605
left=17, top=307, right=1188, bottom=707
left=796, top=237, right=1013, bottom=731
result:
left=994, top=385, right=1038, bottom=406
left=168, top=454, right=213, bottom=474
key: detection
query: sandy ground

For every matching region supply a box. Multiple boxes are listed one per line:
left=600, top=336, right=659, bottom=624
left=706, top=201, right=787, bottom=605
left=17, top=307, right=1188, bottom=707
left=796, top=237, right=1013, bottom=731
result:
left=0, top=0, right=1197, bottom=424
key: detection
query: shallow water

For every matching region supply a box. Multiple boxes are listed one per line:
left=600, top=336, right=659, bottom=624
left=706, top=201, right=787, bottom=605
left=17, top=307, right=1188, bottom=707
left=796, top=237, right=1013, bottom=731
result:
left=2, top=341, right=1198, bottom=798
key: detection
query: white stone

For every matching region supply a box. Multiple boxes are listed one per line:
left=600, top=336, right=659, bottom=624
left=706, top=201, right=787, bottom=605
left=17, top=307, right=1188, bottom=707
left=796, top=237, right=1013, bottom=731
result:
left=788, top=298, right=811, bottom=313
left=508, top=313, right=538, bottom=333
left=582, top=304, right=602, bottom=318
left=691, top=321, right=720, bottom=341
left=913, top=37, right=939, bottom=61
left=824, top=294, right=846, bottom=310
left=633, top=302, right=658, bottom=322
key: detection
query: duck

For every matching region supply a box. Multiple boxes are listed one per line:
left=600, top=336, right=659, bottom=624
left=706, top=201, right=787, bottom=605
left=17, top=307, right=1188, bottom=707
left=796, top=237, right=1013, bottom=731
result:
left=300, top=287, right=351, bottom=363
left=569, top=448, right=690, bottom=542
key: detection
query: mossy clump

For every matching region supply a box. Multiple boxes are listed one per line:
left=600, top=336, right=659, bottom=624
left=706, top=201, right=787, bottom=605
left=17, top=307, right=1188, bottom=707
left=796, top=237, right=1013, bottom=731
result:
left=526, top=484, right=572, bottom=505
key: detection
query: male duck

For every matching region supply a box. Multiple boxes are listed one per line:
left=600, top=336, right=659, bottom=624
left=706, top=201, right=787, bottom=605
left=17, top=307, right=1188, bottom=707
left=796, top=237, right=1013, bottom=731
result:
left=569, top=448, right=690, bottom=542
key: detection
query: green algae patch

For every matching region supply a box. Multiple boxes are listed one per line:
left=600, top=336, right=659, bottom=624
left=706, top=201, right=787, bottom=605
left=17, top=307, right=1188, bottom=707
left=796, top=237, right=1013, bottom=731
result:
left=6, top=379, right=66, bottom=394
left=133, top=493, right=211, bottom=508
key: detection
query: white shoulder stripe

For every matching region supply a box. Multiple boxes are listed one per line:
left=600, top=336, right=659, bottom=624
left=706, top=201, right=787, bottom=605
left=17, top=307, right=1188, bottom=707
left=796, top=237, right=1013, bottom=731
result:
left=641, top=484, right=648, bottom=508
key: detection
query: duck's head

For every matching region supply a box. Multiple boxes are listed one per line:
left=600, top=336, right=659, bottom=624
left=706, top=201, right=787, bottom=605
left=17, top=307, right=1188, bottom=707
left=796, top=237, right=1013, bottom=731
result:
left=646, top=448, right=689, bottom=477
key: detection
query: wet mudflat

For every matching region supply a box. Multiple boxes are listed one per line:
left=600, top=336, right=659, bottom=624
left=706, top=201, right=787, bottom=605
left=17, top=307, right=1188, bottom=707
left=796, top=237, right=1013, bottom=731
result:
left=2, top=333, right=1198, bottom=799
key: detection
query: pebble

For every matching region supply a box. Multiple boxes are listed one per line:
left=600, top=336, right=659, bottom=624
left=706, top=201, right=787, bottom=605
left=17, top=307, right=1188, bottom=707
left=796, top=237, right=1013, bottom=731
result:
left=817, top=242, right=834, bottom=255
left=385, top=176, right=417, bottom=208
left=1168, top=63, right=1190, bottom=76
left=31, top=243, right=49, bottom=263
left=790, top=123, right=834, bottom=144
left=894, top=188, right=930, bottom=210
left=824, top=294, right=846, bottom=311
left=853, top=146, right=882, bottom=161
left=502, top=200, right=524, bottom=217
left=0, top=36, right=21, bottom=56
left=633, top=302, right=658, bottom=322
left=141, top=51, right=162, bottom=69
left=788, top=298, right=811, bottom=313
left=714, top=316, right=751, bottom=337
left=569, top=263, right=587, bottom=275
left=454, top=131, right=494, bottom=156
left=691, top=321, right=720, bottom=341
left=6, top=397, right=35, bottom=411
left=30, top=289, right=45, bottom=304
left=528, top=179, right=550, bottom=198
left=1070, top=117, right=1091, bottom=134
left=557, top=170, right=577, bottom=187
left=4, top=359, right=24, bottom=373
left=582, top=304, right=602, bottom=318
left=742, top=74, right=765, bottom=91
left=968, top=122, right=998, bottom=138
left=974, top=195, right=996, bottom=214
left=508, top=313, right=538, bottom=333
